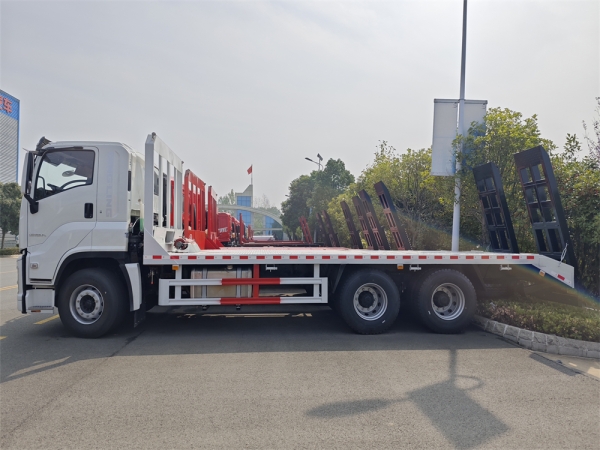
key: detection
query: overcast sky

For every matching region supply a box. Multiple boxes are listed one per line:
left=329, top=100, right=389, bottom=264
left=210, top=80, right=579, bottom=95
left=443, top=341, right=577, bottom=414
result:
left=1, top=0, right=598, bottom=207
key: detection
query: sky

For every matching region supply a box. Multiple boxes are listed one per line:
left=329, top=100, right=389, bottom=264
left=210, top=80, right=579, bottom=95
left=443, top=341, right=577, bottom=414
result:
left=1, top=0, right=598, bottom=207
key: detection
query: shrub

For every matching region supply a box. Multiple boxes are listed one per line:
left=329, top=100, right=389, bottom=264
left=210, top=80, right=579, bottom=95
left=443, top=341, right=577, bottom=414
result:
left=478, top=299, right=600, bottom=342
left=0, top=247, right=20, bottom=256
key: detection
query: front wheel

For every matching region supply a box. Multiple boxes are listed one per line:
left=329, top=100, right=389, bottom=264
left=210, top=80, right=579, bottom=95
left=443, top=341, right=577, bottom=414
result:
left=337, top=269, right=400, bottom=334
left=57, top=268, right=127, bottom=338
left=415, top=269, right=476, bottom=334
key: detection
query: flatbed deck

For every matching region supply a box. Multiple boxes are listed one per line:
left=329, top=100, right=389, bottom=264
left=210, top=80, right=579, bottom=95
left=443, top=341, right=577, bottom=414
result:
left=142, top=247, right=573, bottom=288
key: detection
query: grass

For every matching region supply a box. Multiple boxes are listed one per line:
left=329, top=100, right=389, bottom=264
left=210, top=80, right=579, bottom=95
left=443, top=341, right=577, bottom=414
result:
left=0, top=247, right=20, bottom=256
left=477, top=298, right=600, bottom=342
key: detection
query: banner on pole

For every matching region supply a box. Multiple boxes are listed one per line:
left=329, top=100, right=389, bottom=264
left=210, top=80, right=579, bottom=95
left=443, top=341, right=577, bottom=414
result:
left=431, top=99, right=487, bottom=176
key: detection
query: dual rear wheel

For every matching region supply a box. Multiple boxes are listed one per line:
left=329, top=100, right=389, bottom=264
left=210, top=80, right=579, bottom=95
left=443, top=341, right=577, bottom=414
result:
left=335, top=269, right=400, bottom=335
left=414, top=269, right=476, bottom=333
left=333, top=268, right=476, bottom=335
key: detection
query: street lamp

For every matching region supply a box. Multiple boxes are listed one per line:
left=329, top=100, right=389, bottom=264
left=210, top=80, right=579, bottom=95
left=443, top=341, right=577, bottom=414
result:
left=305, top=153, right=323, bottom=171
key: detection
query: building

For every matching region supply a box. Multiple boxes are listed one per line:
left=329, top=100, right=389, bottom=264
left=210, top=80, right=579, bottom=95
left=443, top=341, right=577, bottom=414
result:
left=235, top=184, right=253, bottom=226
left=0, top=90, right=20, bottom=183
left=218, top=183, right=284, bottom=238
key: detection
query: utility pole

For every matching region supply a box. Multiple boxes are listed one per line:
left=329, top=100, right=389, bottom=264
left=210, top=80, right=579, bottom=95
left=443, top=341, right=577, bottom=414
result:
left=451, top=0, right=468, bottom=252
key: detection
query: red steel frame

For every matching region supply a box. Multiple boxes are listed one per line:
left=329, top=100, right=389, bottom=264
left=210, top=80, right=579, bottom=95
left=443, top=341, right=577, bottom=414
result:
left=204, top=186, right=222, bottom=249
left=183, top=170, right=208, bottom=247
left=299, top=216, right=313, bottom=244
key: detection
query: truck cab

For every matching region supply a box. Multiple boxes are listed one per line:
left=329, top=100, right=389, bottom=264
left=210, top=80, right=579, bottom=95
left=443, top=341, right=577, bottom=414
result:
left=17, top=138, right=143, bottom=321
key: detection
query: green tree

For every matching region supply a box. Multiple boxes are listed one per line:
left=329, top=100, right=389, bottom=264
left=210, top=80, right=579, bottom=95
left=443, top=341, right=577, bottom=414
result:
left=254, top=194, right=281, bottom=217
left=281, top=159, right=354, bottom=241
left=0, top=182, right=21, bottom=249
left=582, top=97, right=600, bottom=163
left=456, top=107, right=556, bottom=251
left=551, top=134, right=600, bottom=296
left=457, top=108, right=598, bottom=295
left=218, top=189, right=236, bottom=205
left=281, top=174, right=316, bottom=240
left=327, top=142, right=455, bottom=250
left=308, top=159, right=355, bottom=216
left=252, top=194, right=283, bottom=240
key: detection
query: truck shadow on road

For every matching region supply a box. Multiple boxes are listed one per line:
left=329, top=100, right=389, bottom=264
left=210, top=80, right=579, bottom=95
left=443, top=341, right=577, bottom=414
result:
left=1, top=305, right=523, bottom=385
left=307, top=349, right=509, bottom=449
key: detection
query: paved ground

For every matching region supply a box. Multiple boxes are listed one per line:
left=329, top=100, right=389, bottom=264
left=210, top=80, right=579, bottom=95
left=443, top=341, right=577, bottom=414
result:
left=1, top=255, right=599, bottom=449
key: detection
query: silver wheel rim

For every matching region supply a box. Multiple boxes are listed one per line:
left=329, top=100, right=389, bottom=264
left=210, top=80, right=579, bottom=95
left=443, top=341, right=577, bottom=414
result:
left=69, top=285, right=104, bottom=325
left=431, top=283, right=465, bottom=320
left=353, top=283, right=388, bottom=321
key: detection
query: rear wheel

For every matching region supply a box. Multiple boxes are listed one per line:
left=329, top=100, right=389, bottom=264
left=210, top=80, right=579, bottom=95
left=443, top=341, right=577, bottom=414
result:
left=57, top=268, right=127, bottom=338
left=337, top=269, right=400, bottom=334
left=415, top=269, right=476, bottom=333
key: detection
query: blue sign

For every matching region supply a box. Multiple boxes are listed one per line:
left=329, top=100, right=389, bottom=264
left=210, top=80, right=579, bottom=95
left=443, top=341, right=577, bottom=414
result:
left=0, top=90, right=20, bottom=120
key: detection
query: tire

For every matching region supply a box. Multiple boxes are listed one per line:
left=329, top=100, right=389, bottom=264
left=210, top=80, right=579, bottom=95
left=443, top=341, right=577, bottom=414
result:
left=57, top=268, right=128, bottom=338
left=415, top=269, right=476, bottom=334
left=337, top=269, right=400, bottom=334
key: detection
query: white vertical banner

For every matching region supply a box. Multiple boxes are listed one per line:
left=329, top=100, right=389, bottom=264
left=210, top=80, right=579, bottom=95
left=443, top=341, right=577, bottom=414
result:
left=463, top=100, right=488, bottom=136
left=431, top=99, right=487, bottom=176
left=431, top=99, right=458, bottom=176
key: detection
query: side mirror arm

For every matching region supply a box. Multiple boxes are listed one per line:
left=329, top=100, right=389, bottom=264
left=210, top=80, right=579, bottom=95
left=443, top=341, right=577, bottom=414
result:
left=24, top=194, right=39, bottom=214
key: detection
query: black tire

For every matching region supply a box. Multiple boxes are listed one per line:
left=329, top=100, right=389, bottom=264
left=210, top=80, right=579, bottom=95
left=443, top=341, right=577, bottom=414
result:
left=415, top=269, right=476, bottom=334
left=337, top=269, right=400, bottom=334
left=57, top=268, right=128, bottom=338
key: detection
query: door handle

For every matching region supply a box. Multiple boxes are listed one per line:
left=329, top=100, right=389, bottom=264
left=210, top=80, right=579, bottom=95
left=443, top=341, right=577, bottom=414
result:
left=84, top=203, right=94, bottom=219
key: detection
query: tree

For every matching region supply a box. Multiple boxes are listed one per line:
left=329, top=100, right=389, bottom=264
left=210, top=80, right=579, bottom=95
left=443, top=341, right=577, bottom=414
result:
left=308, top=159, right=355, bottom=215
left=218, top=189, right=236, bottom=205
left=327, top=142, right=454, bottom=250
left=551, top=133, right=600, bottom=297
left=281, top=158, right=354, bottom=242
left=457, top=108, right=599, bottom=296
left=281, top=174, right=316, bottom=240
left=254, top=194, right=281, bottom=217
left=252, top=194, right=283, bottom=240
left=582, top=97, right=600, bottom=164
left=0, top=182, right=21, bottom=249
left=456, top=107, right=556, bottom=252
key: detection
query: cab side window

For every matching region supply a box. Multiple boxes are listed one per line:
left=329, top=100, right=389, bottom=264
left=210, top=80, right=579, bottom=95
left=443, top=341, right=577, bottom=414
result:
left=35, top=150, right=95, bottom=200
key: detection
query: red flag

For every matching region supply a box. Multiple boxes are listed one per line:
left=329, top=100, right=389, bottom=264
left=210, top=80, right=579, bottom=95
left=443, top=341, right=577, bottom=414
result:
left=247, top=165, right=253, bottom=175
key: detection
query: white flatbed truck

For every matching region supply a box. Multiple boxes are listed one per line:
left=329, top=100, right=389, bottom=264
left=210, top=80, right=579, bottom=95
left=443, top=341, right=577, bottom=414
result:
left=17, top=134, right=575, bottom=338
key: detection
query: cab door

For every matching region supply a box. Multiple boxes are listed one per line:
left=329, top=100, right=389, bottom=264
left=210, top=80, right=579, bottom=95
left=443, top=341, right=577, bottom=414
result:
left=26, top=147, right=98, bottom=282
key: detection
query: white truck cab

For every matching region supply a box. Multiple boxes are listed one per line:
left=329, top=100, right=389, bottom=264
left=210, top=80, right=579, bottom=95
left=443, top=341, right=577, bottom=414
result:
left=18, top=137, right=145, bottom=330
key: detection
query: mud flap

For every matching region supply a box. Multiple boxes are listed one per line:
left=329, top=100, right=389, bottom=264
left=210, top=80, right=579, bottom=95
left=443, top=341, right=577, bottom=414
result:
left=134, top=304, right=146, bottom=328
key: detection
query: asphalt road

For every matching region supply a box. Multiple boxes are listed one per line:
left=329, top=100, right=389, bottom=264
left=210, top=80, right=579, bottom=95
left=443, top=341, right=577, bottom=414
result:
left=1, top=255, right=599, bottom=449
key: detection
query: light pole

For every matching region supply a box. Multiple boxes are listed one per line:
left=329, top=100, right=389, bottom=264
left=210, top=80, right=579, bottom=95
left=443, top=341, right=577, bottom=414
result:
left=305, top=153, right=323, bottom=171
left=451, top=0, right=468, bottom=252
left=304, top=154, right=323, bottom=242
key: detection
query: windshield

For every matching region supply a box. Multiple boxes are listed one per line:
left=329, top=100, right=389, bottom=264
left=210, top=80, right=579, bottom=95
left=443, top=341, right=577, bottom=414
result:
left=34, top=149, right=95, bottom=200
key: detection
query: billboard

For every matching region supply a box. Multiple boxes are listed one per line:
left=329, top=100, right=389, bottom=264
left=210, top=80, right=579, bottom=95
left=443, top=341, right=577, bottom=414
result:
left=0, top=90, right=20, bottom=183
left=431, top=99, right=487, bottom=176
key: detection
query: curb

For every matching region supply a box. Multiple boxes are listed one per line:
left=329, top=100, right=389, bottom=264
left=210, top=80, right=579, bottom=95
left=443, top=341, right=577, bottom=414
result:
left=473, top=315, right=600, bottom=360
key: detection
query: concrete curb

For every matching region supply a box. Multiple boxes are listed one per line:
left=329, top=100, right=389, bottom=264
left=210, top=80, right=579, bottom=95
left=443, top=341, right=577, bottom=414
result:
left=473, top=315, right=600, bottom=360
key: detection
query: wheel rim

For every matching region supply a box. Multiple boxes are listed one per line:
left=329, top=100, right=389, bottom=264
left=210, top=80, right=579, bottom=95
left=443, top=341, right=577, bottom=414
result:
left=353, top=283, right=388, bottom=321
left=431, top=283, right=465, bottom=320
left=69, top=285, right=104, bottom=325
